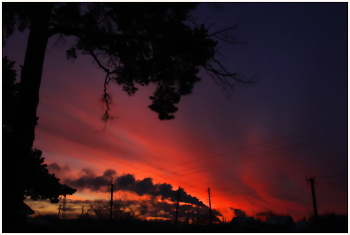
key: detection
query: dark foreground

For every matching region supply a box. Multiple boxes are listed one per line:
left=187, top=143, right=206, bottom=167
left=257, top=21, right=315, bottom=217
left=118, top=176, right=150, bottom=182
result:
left=6, top=216, right=348, bottom=233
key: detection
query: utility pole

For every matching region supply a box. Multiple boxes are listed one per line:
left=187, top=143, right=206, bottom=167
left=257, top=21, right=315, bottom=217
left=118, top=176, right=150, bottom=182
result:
left=307, top=178, right=318, bottom=218
left=207, top=187, right=213, bottom=226
left=62, top=194, right=67, bottom=219
left=192, top=211, right=195, bottom=224
left=186, top=211, right=189, bottom=225
left=174, top=186, right=181, bottom=230
left=108, top=177, right=115, bottom=220
left=58, top=204, right=61, bottom=219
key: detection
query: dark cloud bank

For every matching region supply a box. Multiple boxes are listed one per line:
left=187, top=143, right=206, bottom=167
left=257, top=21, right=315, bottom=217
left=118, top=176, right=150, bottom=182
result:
left=65, top=168, right=206, bottom=207
left=47, top=163, right=71, bottom=173
left=62, top=168, right=222, bottom=219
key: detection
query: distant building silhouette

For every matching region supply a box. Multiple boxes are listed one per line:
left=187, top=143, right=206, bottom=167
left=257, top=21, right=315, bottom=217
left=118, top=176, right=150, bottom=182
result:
left=265, top=215, right=294, bottom=226
left=264, top=215, right=294, bottom=231
left=230, top=217, right=259, bottom=232
left=20, top=202, right=35, bottom=225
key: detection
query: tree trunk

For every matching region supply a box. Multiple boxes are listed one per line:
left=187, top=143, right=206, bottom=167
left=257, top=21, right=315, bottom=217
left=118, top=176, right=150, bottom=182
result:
left=3, top=3, right=53, bottom=232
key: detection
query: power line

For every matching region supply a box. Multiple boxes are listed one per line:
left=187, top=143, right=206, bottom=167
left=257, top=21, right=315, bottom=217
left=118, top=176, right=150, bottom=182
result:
left=150, top=155, right=346, bottom=208
left=152, top=120, right=347, bottom=176
left=156, top=130, right=346, bottom=179
left=154, top=132, right=341, bottom=195
left=207, top=162, right=346, bottom=198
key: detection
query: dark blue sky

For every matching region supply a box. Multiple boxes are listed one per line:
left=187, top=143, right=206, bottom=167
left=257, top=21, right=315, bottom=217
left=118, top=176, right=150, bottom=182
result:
left=191, top=2, right=347, bottom=143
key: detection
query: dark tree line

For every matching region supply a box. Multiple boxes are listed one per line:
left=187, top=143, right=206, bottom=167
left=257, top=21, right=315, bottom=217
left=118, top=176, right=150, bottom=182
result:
left=2, top=3, right=249, bottom=231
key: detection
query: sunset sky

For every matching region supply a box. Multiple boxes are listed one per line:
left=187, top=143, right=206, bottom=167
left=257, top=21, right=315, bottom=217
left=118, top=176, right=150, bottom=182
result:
left=3, top=2, right=348, bottom=222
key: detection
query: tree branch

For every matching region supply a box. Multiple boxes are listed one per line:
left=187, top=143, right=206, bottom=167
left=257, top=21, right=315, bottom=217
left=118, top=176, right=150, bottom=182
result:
left=101, top=73, right=114, bottom=123
left=207, top=21, right=246, bottom=37
left=83, top=48, right=118, bottom=126
left=86, top=48, right=110, bottom=74
left=47, top=23, right=161, bottom=41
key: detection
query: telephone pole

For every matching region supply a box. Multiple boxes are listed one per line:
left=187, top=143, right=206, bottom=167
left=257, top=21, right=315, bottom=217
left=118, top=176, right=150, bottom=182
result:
left=62, top=194, right=67, bottom=219
left=307, top=178, right=318, bottom=218
left=58, top=204, right=61, bottom=219
left=108, top=177, right=115, bottom=220
left=207, top=187, right=213, bottom=225
left=174, top=186, right=181, bottom=230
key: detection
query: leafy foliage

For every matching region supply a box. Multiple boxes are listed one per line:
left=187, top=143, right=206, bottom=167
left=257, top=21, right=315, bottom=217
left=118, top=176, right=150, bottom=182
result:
left=2, top=3, right=31, bottom=44
left=3, top=3, right=248, bottom=120
left=52, top=3, right=218, bottom=120
left=24, top=149, right=76, bottom=203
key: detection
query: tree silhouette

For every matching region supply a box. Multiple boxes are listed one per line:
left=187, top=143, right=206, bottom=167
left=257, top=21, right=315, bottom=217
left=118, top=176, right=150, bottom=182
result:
left=24, top=149, right=76, bottom=203
left=3, top=3, right=249, bottom=230
left=2, top=57, right=76, bottom=229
